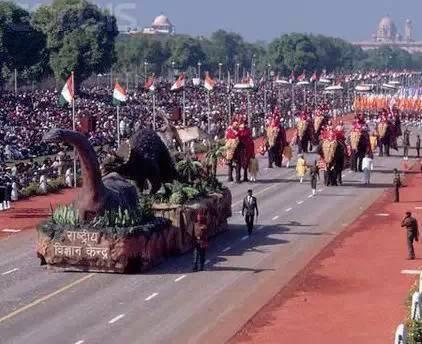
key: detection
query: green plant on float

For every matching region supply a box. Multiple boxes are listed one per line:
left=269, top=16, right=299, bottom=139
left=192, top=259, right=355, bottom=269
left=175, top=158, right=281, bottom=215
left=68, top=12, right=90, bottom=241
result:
left=205, top=144, right=226, bottom=178
left=176, top=158, right=205, bottom=184
left=404, top=283, right=422, bottom=343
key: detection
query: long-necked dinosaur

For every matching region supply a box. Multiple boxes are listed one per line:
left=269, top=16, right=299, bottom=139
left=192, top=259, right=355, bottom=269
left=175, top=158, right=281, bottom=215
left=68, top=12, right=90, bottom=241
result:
left=43, top=129, right=138, bottom=222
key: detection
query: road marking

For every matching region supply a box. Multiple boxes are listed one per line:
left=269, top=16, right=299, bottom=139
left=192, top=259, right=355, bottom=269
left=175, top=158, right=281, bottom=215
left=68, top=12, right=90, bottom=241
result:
left=174, top=275, right=187, bottom=282
left=285, top=208, right=292, bottom=212
left=416, top=207, right=422, bottom=210
left=257, top=225, right=264, bottom=230
left=0, top=273, right=95, bottom=324
left=74, top=341, right=85, bottom=344
left=222, top=246, right=231, bottom=253
left=108, top=314, right=125, bottom=324
left=1, top=268, right=18, bottom=276
left=231, top=183, right=279, bottom=208
left=272, top=215, right=279, bottom=221
left=376, top=213, right=390, bottom=217
left=307, top=194, right=313, bottom=198
left=241, top=235, right=249, bottom=240
left=145, top=293, right=159, bottom=301
left=297, top=200, right=304, bottom=205
left=205, top=259, right=211, bottom=265
left=1, top=229, right=21, bottom=233
left=348, top=171, right=353, bottom=174
left=317, top=188, right=324, bottom=192
left=401, top=270, right=422, bottom=275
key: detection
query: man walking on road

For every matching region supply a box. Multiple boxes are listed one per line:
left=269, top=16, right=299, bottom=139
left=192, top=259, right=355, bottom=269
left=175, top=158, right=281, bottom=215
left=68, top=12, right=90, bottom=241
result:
left=192, top=210, right=208, bottom=272
left=242, top=189, right=259, bottom=236
left=401, top=211, right=419, bottom=260
left=362, top=154, right=373, bottom=185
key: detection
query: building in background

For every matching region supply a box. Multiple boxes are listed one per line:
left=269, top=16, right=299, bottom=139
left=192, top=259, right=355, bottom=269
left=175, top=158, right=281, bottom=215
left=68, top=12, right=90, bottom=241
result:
left=123, top=13, right=175, bottom=37
left=354, top=16, right=422, bottom=53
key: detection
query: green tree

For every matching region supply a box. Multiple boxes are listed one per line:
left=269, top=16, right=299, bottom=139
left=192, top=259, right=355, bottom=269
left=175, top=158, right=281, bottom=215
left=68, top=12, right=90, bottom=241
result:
left=268, top=33, right=318, bottom=75
left=0, top=1, right=48, bottom=86
left=166, top=35, right=206, bottom=72
left=32, top=0, right=118, bottom=85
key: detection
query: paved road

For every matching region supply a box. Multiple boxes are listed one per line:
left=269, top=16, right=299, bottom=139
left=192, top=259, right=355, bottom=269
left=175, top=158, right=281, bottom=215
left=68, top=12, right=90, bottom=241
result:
left=0, top=131, right=419, bottom=344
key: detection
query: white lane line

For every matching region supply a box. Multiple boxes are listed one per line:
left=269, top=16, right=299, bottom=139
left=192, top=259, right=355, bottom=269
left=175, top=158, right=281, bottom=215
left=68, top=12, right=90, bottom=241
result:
left=1, top=229, right=21, bottom=233
left=285, top=208, right=292, bottom=212
left=174, top=275, right=187, bottom=283
left=317, top=188, right=324, bottom=192
left=205, top=259, right=211, bottom=265
left=376, top=213, right=390, bottom=217
left=401, top=270, right=422, bottom=275
left=348, top=170, right=353, bottom=174
left=272, top=215, right=279, bottom=221
left=145, top=292, right=159, bottom=301
left=1, top=268, right=19, bottom=276
left=415, top=207, right=422, bottom=210
left=241, top=235, right=249, bottom=240
left=307, top=194, right=313, bottom=198
left=257, top=225, right=264, bottom=230
left=108, top=314, right=125, bottom=324
left=222, top=246, right=231, bottom=253
left=74, top=341, right=85, bottom=344
left=297, top=200, right=304, bottom=205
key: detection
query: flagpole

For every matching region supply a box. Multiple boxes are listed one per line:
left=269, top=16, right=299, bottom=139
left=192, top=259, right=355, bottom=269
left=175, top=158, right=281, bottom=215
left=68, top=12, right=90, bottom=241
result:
left=117, top=105, right=120, bottom=146
left=207, top=90, right=211, bottom=134
left=152, top=92, right=156, bottom=131
left=314, top=80, right=317, bottom=108
left=182, top=88, right=186, bottom=127
left=14, top=68, right=17, bottom=95
left=71, top=71, right=77, bottom=189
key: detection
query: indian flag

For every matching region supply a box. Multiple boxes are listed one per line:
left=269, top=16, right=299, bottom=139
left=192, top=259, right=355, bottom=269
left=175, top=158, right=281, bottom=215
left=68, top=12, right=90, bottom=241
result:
left=204, top=72, right=216, bottom=91
left=59, top=74, right=74, bottom=106
left=171, top=73, right=185, bottom=91
left=113, top=82, right=127, bottom=105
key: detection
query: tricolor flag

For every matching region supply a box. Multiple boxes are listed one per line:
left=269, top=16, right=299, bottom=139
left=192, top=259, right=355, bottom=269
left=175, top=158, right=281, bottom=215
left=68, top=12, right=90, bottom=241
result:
left=113, top=82, right=127, bottom=105
left=171, top=73, right=185, bottom=91
left=297, top=71, right=306, bottom=82
left=59, top=74, right=74, bottom=106
left=289, top=70, right=295, bottom=83
left=310, top=71, right=318, bottom=82
left=204, top=72, right=216, bottom=91
left=144, top=74, right=156, bottom=92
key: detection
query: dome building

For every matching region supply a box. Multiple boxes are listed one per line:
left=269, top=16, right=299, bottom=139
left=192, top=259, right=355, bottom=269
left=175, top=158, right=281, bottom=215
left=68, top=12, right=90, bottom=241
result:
left=143, top=14, right=175, bottom=35
left=354, top=16, right=422, bottom=54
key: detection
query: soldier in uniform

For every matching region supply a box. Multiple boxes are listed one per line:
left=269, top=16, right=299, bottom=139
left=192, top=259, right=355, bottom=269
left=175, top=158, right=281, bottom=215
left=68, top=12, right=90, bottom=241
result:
left=401, top=211, right=419, bottom=260
left=393, top=168, right=401, bottom=203
left=403, top=128, right=410, bottom=160
left=416, top=134, right=421, bottom=158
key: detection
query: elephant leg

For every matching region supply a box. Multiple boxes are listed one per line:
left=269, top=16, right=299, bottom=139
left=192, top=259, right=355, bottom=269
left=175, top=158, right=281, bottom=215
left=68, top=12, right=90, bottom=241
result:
left=351, top=152, right=357, bottom=172
left=268, top=149, right=274, bottom=168
left=227, top=161, right=234, bottom=182
left=385, top=144, right=390, bottom=157
left=235, top=163, right=241, bottom=183
left=379, top=143, right=384, bottom=157
left=337, top=169, right=343, bottom=185
left=243, top=167, right=248, bottom=182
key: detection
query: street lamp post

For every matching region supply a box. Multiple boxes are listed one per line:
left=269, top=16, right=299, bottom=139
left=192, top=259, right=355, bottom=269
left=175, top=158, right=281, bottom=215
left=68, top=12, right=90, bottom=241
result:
left=218, top=63, right=223, bottom=81
left=144, top=61, right=149, bottom=82
left=171, top=61, right=175, bottom=80
left=197, top=62, right=202, bottom=79
left=236, top=63, right=240, bottom=84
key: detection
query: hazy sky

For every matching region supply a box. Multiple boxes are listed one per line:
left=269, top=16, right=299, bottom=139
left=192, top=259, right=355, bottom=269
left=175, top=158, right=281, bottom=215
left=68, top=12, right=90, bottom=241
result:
left=19, top=0, right=422, bottom=42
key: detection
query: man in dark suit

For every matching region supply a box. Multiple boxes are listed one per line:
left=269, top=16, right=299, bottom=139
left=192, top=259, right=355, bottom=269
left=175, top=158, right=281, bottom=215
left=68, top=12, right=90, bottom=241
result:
left=242, top=189, right=259, bottom=236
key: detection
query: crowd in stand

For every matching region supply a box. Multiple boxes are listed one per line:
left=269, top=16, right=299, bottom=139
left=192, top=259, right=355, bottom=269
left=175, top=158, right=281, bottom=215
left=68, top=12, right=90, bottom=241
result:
left=0, top=79, right=350, bottom=203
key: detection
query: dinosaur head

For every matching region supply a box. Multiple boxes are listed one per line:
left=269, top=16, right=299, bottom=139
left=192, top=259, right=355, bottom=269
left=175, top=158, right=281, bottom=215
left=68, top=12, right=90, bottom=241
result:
left=43, top=129, right=69, bottom=143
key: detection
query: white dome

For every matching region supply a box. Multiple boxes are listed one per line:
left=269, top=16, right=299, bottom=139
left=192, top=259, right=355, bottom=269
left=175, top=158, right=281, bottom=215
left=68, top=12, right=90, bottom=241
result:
left=378, top=16, right=396, bottom=32
left=152, top=14, right=172, bottom=27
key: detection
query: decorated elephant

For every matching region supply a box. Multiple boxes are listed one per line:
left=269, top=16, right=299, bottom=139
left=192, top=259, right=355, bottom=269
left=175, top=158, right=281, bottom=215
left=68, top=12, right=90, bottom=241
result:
left=376, top=117, right=397, bottom=157
left=265, top=116, right=287, bottom=168
left=311, top=113, right=328, bottom=146
left=318, top=130, right=346, bottom=186
left=349, top=125, right=371, bottom=172
left=296, top=114, right=314, bottom=154
left=224, top=120, right=254, bottom=183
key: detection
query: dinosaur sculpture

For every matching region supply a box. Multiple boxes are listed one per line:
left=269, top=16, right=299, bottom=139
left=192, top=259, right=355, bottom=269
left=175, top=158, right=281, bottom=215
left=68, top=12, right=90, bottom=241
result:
left=101, top=128, right=178, bottom=193
left=43, top=129, right=138, bottom=222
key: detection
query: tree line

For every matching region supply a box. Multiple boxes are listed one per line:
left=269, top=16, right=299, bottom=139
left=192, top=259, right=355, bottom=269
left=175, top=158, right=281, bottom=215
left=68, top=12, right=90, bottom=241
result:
left=2, top=0, right=422, bottom=88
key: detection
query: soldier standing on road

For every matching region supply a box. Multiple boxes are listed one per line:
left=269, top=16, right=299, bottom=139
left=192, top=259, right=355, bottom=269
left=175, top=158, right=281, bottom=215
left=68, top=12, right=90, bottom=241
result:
left=242, top=189, right=259, bottom=236
left=403, top=129, right=410, bottom=160
left=393, top=168, right=401, bottom=203
left=401, top=211, right=419, bottom=260
left=416, top=135, right=421, bottom=158
left=192, top=210, right=208, bottom=272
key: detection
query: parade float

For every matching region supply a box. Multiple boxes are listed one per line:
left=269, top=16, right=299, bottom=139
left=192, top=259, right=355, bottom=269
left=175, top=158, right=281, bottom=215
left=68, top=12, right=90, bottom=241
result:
left=36, top=128, right=231, bottom=273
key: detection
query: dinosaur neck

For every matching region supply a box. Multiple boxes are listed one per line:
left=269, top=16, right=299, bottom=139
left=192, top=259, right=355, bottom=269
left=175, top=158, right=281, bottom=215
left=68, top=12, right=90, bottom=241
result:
left=60, top=131, right=105, bottom=198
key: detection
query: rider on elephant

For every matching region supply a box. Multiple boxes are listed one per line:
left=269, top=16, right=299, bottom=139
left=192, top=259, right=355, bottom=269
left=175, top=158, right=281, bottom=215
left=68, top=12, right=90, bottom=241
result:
left=296, top=112, right=314, bottom=154
left=266, top=114, right=287, bottom=168
left=312, top=110, right=328, bottom=147
left=376, top=111, right=397, bottom=157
